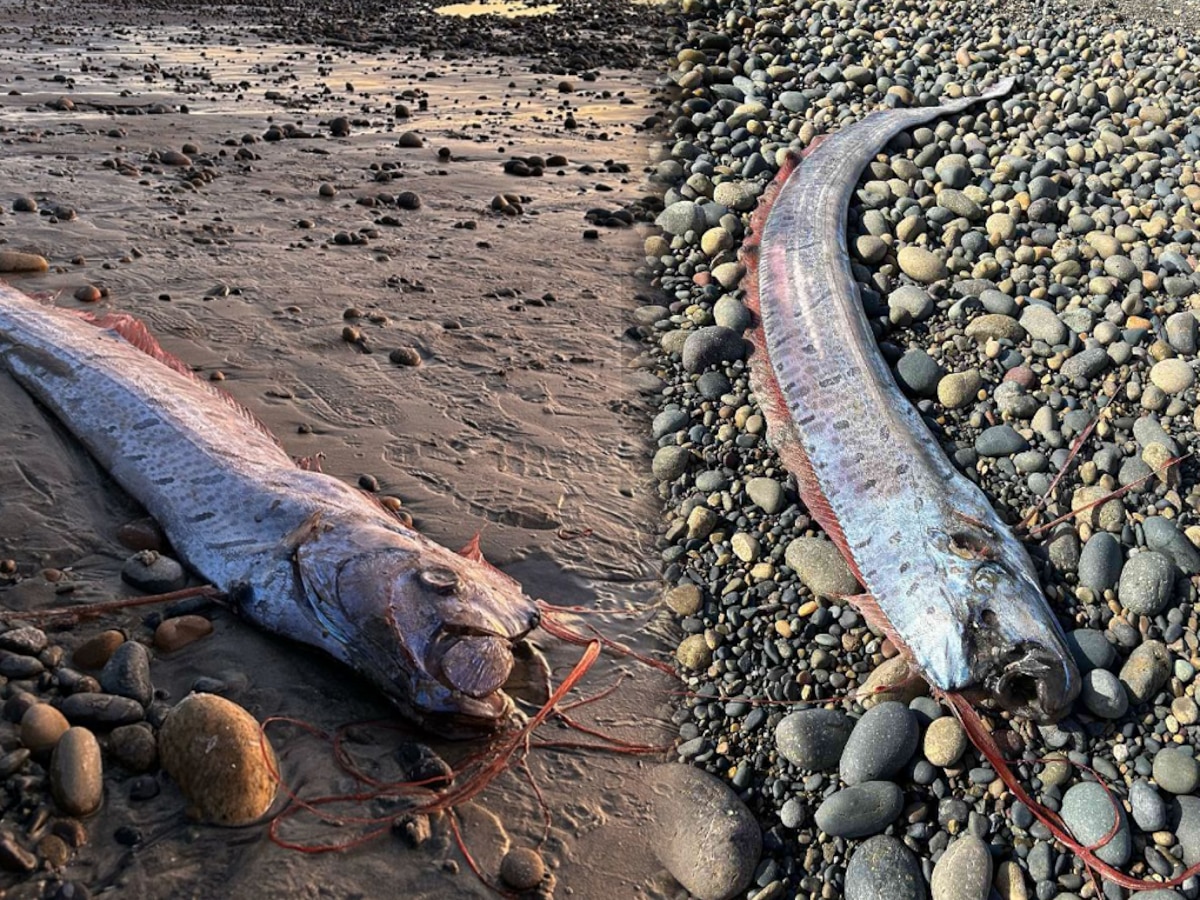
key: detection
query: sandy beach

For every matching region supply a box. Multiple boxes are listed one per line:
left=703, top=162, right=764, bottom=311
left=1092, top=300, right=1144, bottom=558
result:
left=0, top=1, right=675, bottom=896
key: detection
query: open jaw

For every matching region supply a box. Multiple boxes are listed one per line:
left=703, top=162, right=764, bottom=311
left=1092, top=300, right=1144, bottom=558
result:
left=986, top=642, right=1080, bottom=724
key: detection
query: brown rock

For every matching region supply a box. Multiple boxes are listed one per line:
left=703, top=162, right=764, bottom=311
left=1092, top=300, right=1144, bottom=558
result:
left=116, top=518, right=166, bottom=552
left=154, top=615, right=214, bottom=653
left=20, top=703, right=70, bottom=753
left=500, top=848, right=545, bottom=890
left=109, top=723, right=158, bottom=772
left=50, top=727, right=103, bottom=817
left=157, top=693, right=278, bottom=825
left=73, top=285, right=102, bottom=303
left=0, top=251, right=49, bottom=273
left=36, top=834, right=70, bottom=868
left=72, top=630, right=125, bottom=669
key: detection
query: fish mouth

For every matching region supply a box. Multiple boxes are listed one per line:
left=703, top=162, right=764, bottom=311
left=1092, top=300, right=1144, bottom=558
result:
left=989, top=643, right=1080, bottom=724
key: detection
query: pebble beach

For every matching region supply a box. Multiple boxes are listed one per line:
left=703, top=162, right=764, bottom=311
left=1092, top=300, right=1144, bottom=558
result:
left=643, top=0, right=1200, bottom=898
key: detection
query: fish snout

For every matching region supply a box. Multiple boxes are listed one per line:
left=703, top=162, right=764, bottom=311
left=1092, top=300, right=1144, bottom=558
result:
left=990, top=642, right=1081, bottom=724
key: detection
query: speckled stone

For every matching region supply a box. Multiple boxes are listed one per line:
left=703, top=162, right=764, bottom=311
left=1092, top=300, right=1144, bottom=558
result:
left=1060, top=781, right=1130, bottom=866
left=931, top=835, right=992, bottom=900
left=845, top=835, right=925, bottom=900
left=648, top=764, right=761, bottom=900
left=157, top=693, right=278, bottom=825
left=775, top=708, right=853, bottom=771
left=840, top=702, right=919, bottom=785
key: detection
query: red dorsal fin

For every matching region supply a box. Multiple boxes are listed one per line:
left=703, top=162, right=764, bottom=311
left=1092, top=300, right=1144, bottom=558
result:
left=73, top=309, right=286, bottom=452
left=458, top=532, right=485, bottom=563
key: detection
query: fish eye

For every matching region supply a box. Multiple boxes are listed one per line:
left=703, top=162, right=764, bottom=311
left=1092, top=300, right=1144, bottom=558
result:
left=949, top=531, right=989, bottom=560
left=972, top=563, right=1001, bottom=593
left=419, top=566, right=459, bottom=594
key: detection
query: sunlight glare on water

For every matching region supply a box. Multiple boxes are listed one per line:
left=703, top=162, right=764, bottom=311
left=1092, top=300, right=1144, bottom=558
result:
left=433, top=0, right=561, bottom=17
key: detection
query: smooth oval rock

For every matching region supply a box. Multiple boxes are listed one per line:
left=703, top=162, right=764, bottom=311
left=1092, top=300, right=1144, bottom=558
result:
left=648, top=764, right=761, bottom=900
left=845, top=835, right=925, bottom=900
left=154, top=615, right=214, bottom=653
left=784, top=537, right=859, bottom=597
left=1060, top=781, right=1130, bottom=866
left=775, top=708, right=854, bottom=771
left=1120, top=640, right=1172, bottom=704
left=1153, top=746, right=1200, bottom=795
left=1118, top=551, right=1175, bottom=616
left=99, top=641, right=153, bottom=707
left=157, top=693, right=279, bottom=826
left=20, top=704, right=70, bottom=753
left=931, top=835, right=992, bottom=900
left=50, top=727, right=103, bottom=817
left=840, top=702, right=919, bottom=785
left=815, top=781, right=904, bottom=838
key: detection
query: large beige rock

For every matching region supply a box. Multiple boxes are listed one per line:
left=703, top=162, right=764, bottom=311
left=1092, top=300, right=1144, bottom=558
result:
left=158, top=693, right=278, bottom=825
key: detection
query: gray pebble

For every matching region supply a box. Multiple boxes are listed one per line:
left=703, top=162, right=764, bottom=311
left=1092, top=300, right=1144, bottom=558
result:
left=974, top=424, right=1028, bottom=457
left=99, top=641, right=153, bottom=707
left=1169, top=794, right=1200, bottom=865
left=1059, top=347, right=1110, bottom=381
left=1077, top=533, right=1124, bottom=594
left=775, top=708, right=854, bottom=771
left=1117, top=551, right=1175, bottom=616
left=1130, top=779, right=1167, bottom=832
left=840, top=701, right=919, bottom=785
left=1143, top=516, right=1200, bottom=575
left=1060, top=781, right=1130, bottom=865
left=648, top=764, right=761, bottom=900
left=896, top=349, right=942, bottom=397
left=1064, top=629, right=1116, bottom=673
left=653, top=446, right=690, bottom=482
left=845, top=835, right=925, bottom=900
left=1080, top=668, right=1128, bottom=719
left=930, top=835, right=991, bottom=900
left=814, top=781, right=904, bottom=838
left=1153, top=746, right=1200, bottom=795
left=682, top=326, right=744, bottom=373
left=1119, top=640, right=1172, bottom=704
left=746, top=477, right=785, bottom=515
left=784, top=537, right=859, bottom=597
left=121, top=550, right=186, bottom=594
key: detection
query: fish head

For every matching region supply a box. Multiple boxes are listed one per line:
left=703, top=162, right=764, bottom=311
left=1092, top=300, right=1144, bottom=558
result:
left=296, top=523, right=540, bottom=736
left=930, top=517, right=1080, bottom=724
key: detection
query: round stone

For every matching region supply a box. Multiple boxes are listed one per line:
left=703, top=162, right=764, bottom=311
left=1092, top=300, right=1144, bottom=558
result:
left=1064, top=629, right=1116, bottom=673
left=1120, top=640, right=1172, bottom=704
left=652, top=446, right=690, bottom=482
left=665, top=584, right=702, bottom=616
left=888, top=285, right=935, bottom=322
left=72, top=630, right=126, bottom=670
left=924, top=716, right=967, bottom=767
left=896, top=349, right=942, bottom=397
left=1077, top=534, right=1123, bottom=595
left=931, top=835, right=992, bottom=900
left=1060, top=781, right=1131, bottom=865
left=499, top=848, right=545, bottom=890
left=745, top=477, right=785, bottom=514
left=840, top=702, right=919, bottom=785
left=682, top=326, right=743, bottom=373
left=676, top=634, right=711, bottom=671
left=1130, top=779, right=1167, bottom=832
left=157, top=693, right=279, bottom=825
left=897, top=246, right=948, bottom=283
left=120, top=550, right=186, bottom=594
left=775, top=708, right=854, bottom=771
left=975, top=425, right=1029, bottom=457
left=845, top=836, right=924, bottom=900
left=1080, top=668, right=1128, bottom=719
left=1153, top=747, right=1200, bottom=795
left=1117, top=551, right=1176, bottom=616
left=50, top=727, right=103, bottom=817
left=20, top=704, right=70, bottom=754
left=784, top=537, right=859, bottom=597
left=938, top=369, right=982, bottom=409
left=1150, top=359, right=1194, bottom=395
left=814, top=782, right=904, bottom=838
left=648, top=764, right=761, bottom=900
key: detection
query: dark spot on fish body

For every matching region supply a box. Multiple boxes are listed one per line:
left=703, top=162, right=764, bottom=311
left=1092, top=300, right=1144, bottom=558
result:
left=895, top=463, right=909, bottom=476
left=132, top=417, right=158, bottom=431
left=151, top=475, right=177, bottom=486
left=189, top=511, right=215, bottom=523
left=191, top=473, right=224, bottom=486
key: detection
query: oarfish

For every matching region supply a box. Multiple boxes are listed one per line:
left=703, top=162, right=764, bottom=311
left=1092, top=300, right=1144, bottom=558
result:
left=0, top=283, right=540, bottom=734
left=743, top=78, right=1081, bottom=722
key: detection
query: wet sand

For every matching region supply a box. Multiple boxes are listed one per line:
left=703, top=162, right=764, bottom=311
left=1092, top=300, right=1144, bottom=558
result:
left=0, top=6, right=673, bottom=897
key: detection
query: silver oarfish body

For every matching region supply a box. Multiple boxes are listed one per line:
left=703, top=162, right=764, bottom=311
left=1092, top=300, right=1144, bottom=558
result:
left=0, top=283, right=540, bottom=734
left=744, top=77, right=1080, bottom=722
